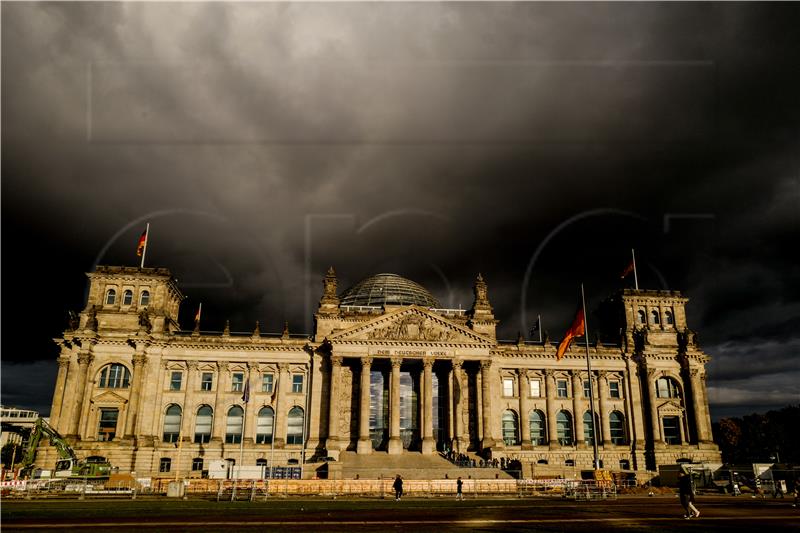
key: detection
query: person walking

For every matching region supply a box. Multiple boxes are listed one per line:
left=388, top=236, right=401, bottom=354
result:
left=456, top=477, right=464, bottom=501
left=678, top=468, right=700, bottom=519
left=393, top=475, right=403, bottom=501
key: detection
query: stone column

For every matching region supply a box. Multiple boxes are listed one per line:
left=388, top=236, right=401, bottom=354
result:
left=518, top=369, right=532, bottom=449
left=326, top=355, right=343, bottom=454
left=212, top=362, right=229, bottom=442
left=624, top=357, right=646, bottom=451
left=388, top=356, right=403, bottom=454
left=646, top=369, right=662, bottom=446
left=597, top=371, right=611, bottom=446
left=689, top=369, right=711, bottom=443
left=571, top=371, right=585, bottom=446
left=69, top=348, right=95, bottom=439
left=50, top=354, right=71, bottom=433
left=124, top=350, right=149, bottom=439
left=699, top=373, right=714, bottom=444
left=357, top=356, right=373, bottom=454
left=452, top=360, right=465, bottom=452
left=421, top=358, right=435, bottom=454
left=479, top=360, right=495, bottom=449
left=544, top=370, right=558, bottom=448
left=273, top=363, right=290, bottom=447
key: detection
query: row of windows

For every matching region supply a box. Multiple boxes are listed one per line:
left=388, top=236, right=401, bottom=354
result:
left=636, top=307, right=675, bottom=326
left=503, top=378, right=622, bottom=399
left=105, top=288, right=150, bottom=307
left=97, top=405, right=305, bottom=444
left=500, top=409, right=628, bottom=447
left=159, top=457, right=277, bottom=473
left=168, top=372, right=303, bottom=393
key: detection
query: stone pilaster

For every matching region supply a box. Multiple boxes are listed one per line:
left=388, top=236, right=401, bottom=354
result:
left=50, top=351, right=71, bottom=432
left=357, top=356, right=373, bottom=454
left=646, top=368, right=663, bottom=447
left=597, top=371, right=611, bottom=446
left=544, top=370, right=558, bottom=448
left=273, top=362, right=290, bottom=448
left=69, top=346, right=95, bottom=439
left=518, top=369, right=532, bottom=449
left=211, top=361, right=229, bottom=442
left=624, top=356, right=646, bottom=451
left=326, top=355, right=343, bottom=454
left=421, top=358, right=435, bottom=454
left=123, top=348, right=149, bottom=440
left=571, top=371, right=585, bottom=446
left=388, top=356, right=403, bottom=454
left=479, top=360, right=495, bottom=449
left=452, top=360, right=466, bottom=452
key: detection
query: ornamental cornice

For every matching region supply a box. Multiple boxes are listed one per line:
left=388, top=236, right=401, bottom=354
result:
left=332, top=339, right=490, bottom=349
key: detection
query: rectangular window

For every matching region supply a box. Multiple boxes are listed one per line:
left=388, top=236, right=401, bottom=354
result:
left=159, top=458, right=171, bottom=473
left=503, top=378, right=514, bottom=397
left=97, top=408, right=119, bottom=441
left=663, top=416, right=681, bottom=445
left=583, top=380, right=591, bottom=398
left=609, top=381, right=621, bottom=398
left=292, top=374, right=304, bottom=393
left=191, top=458, right=204, bottom=471
left=556, top=379, right=568, bottom=398
left=201, top=373, right=213, bottom=391
left=262, top=373, right=274, bottom=393
left=170, top=371, right=182, bottom=391
left=231, top=372, right=244, bottom=392
left=529, top=379, right=541, bottom=398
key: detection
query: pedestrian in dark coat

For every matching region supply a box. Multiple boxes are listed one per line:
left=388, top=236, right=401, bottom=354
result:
left=456, top=477, right=464, bottom=500
left=678, top=469, right=700, bottom=519
left=393, top=475, right=403, bottom=501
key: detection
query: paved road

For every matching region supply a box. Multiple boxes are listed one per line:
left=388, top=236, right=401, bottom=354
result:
left=2, top=495, right=798, bottom=532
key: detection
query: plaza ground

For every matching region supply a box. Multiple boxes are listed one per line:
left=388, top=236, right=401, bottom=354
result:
left=2, top=495, right=798, bottom=532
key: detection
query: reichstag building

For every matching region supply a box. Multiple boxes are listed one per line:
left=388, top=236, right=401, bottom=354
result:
left=38, top=265, right=721, bottom=478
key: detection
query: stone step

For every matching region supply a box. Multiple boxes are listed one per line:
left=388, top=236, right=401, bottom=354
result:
left=335, top=451, right=514, bottom=480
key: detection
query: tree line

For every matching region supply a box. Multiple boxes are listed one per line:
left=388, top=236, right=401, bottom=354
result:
left=712, top=404, right=799, bottom=464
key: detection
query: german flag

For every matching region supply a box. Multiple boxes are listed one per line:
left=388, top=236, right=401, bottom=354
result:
left=620, top=260, right=635, bottom=279
left=555, top=308, right=585, bottom=360
left=136, top=227, right=148, bottom=257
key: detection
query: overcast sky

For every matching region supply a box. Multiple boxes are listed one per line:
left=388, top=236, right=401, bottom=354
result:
left=2, top=2, right=798, bottom=419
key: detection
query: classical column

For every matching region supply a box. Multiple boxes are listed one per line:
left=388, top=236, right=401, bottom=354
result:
left=597, top=371, right=611, bottom=446
left=211, top=362, right=229, bottom=442
left=571, top=371, right=585, bottom=446
left=387, top=356, right=403, bottom=454
left=544, top=370, right=558, bottom=448
left=479, top=360, right=495, bottom=449
left=689, top=369, right=711, bottom=443
left=452, top=360, right=465, bottom=452
left=699, top=373, right=714, bottom=444
left=646, top=369, right=662, bottom=446
left=273, top=363, right=290, bottom=447
left=124, top=350, right=149, bottom=439
left=326, top=355, right=343, bottom=454
left=50, top=355, right=71, bottom=433
left=68, top=348, right=95, bottom=439
left=624, top=356, right=646, bottom=451
left=518, top=369, right=532, bottom=448
left=357, top=356, right=373, bottom=454
left=421, top=358, right=435, bottom=454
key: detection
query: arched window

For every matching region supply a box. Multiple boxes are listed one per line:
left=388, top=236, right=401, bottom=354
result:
left=256, top=406, right=274, bottom=444
left=529, top=410, right=546, bottom=445
left=194, top=405, right=213, bottom=443
left=122, top=290, right=133, bottom=306
left=556, top=411, right=573, bottom=445
left=609, top=411, right=627, bottom=445
left=140, top=290, right=150, bottom=306
left=286, top=406, right=304, bottom=445
left=105, top=288, right=117, bottom=305
left=637, top=309, right=646, bottom=324
left=225, top=406, right=244, bottom=444
left=651, top=309, right=661, bottom=325
left=656, top=377, right=681, bottom=399
left=501, top=410, right=519, bottom=446
left=583, top=411, right=600, bottom=445
left=98, top=364, right=131, bottom=388
left=162, top=404, right=182, bottom=443
left=665, top=310, right=674, bottom=326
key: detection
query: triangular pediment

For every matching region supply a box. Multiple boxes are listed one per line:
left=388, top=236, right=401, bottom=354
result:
left=656, top=399, right=684, bottom=414
left=91, top=390, right=128, bottom=404
left=329, top=306, right=493, bottom=345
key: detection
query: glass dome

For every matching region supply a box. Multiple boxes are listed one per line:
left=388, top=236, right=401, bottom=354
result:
left=339, top=273, right=440, bottom=308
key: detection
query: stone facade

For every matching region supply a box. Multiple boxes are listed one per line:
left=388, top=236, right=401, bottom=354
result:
left=38, top=265, right=720, bottom=477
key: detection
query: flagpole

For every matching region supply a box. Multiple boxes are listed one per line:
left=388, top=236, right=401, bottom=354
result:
left=581, top=284, right=600, bottom=470
left=140, top=223, right=150, bottom=269
left=631, top=248, right=639, bottom=290
left=537, top=314, right=542, bottom=343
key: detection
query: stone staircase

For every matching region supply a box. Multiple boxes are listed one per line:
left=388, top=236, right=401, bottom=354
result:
left=334, top=451, right=513, bottom=480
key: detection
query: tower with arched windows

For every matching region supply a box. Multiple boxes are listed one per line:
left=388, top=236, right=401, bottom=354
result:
left=38, top=266, right=720, bottom=479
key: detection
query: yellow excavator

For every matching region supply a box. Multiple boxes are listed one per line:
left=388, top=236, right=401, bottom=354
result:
left=19, top=418, right=112, bottom=479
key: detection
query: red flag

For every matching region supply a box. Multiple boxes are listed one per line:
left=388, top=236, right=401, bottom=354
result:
left=136, top=228, right=148, bottom=257
left=555, top=308, right=585, bottom=360
left=194, top=303, right=202, bottom=323
left=620, top=260, right=635, bottom=279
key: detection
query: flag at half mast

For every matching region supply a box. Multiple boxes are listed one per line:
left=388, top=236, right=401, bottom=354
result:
left=555, top=307, right=585, bottom=360
left=241, top=375, right=250, bottom=403
left=194, top=303, right=202, bottom=324
left=136, top=227, right=148, bottom=257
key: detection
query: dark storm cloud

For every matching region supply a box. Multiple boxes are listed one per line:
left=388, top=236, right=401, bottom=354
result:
left=2, top=2, right=798, bottom=418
